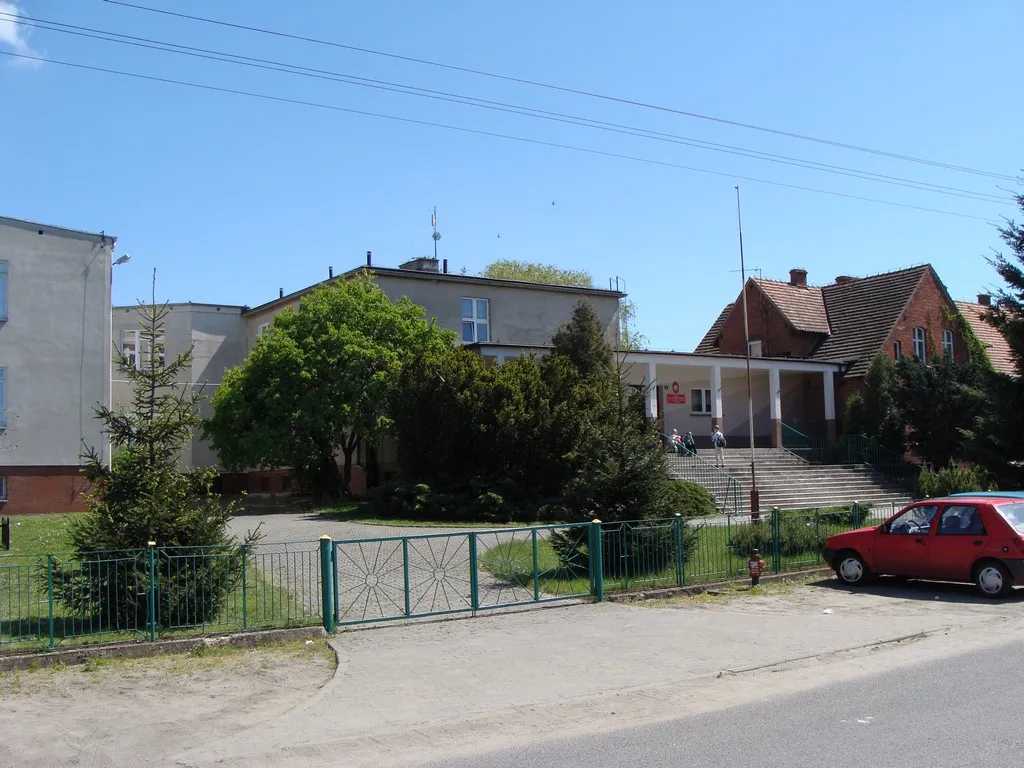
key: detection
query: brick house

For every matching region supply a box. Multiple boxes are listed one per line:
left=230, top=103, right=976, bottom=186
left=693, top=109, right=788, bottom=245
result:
left=955, top=294, right=1015, bottom=376
left=695, top=265, right=974, bottom=441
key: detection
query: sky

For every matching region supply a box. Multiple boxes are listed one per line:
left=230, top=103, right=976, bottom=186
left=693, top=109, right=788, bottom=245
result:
left=1, top=0, right=1021, bottom=352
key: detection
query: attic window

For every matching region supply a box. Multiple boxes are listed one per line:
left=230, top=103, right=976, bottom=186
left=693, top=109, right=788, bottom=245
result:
left=913, top=327, right=927, bottom=361
left=748, top=340, right=763, bottom=358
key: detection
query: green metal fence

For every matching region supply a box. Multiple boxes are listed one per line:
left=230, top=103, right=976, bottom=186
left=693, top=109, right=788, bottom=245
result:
left=781, top=424, right=922, bottom=491
left=0, top=542, right=323, bottom=650
left=662, top=437, right=743, bottom=515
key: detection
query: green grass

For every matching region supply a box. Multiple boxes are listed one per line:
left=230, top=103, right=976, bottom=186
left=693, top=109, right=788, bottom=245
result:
left=3, top=513, right=83, bottom=556
left=634, top=572, right=825, bottom=607
left=314, top=501, right=541, bottom=529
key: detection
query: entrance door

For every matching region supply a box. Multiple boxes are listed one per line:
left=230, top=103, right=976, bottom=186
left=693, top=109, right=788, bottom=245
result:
left=873, top=504, right=939, bottom=577
left=928, top=505, right=989, bottom=582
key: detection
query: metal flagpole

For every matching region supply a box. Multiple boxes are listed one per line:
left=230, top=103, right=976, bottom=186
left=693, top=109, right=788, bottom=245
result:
left=735, top=186, right=760, bottom=520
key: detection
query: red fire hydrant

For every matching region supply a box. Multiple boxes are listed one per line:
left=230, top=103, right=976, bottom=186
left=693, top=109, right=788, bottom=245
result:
left=748, top=549, right=766, bottom=587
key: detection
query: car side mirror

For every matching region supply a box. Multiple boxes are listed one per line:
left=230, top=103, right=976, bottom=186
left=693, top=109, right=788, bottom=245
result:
left=878, top=524, right=888, bottom=534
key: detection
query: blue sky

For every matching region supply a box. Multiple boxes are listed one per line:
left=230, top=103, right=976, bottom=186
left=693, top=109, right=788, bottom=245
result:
left=1, top=0, right=1020, bottom=351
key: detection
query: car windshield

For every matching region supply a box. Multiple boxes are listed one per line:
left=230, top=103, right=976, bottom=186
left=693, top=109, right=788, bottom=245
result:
left=995, top=502, right=1024, bottom=533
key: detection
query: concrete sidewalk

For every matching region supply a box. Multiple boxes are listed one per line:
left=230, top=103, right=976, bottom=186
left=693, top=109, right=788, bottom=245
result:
left=168, top=581, right=1022, bottom=767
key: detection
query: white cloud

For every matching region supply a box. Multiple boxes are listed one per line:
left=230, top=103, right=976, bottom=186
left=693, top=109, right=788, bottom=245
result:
left=0, top=1, right=42, bottom=66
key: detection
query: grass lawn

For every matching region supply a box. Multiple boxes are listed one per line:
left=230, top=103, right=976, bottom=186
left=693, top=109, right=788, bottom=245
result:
left=314, top=500, right=541, bottom=529
left=3, top=513, right=83, bottom=556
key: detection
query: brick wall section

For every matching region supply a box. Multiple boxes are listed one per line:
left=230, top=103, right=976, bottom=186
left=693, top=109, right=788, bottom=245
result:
left=882, top=268, right=969, bottom=366
left=716, top=282, right=821, bottom=358
left=0, top=471, right=90, bottom=515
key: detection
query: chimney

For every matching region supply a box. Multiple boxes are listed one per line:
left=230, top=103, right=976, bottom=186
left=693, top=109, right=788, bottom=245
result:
left=328, top=266, right=334, bottom=279
left=443, top=258, right=448, bottom=274
left=789, top=268, right=808, bottom=287
left=279, top=288, right=284, bottom=299
left=399, top=257, right=440, bottom=273
left=835, top=275, right=854, bottom=284
left=366, top=250, right=372, bottom=267
left=978, top=293, right=991, bottom=306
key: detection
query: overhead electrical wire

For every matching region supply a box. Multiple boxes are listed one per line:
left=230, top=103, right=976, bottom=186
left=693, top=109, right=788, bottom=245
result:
left=3, top=11, right=1011, bottom=207
left=102, top=0, right=1019, bottom=183
left=0, top=50, right=1000, bottom=224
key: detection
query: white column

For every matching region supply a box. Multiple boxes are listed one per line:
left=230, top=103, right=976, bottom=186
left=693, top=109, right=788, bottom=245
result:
left=496, top=353, right=506, bottom=366
left=823, top=369, right=836, bottom=421
left=710, top=365, right=723, bottom=424
left=769, top=366, right=781, bottom=421
left=645, top=361, right=658, bottom=420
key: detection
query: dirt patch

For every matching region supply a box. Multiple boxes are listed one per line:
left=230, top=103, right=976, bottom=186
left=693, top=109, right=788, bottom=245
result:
left=0, top=639, right=335, bottom=768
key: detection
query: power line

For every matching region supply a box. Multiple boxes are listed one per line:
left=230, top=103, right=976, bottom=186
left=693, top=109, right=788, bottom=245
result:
left=6, top=12, right=1011, bottom=207
left=0, top=49, right=1000, bottom=225
left=102, top=0, right=1020, bottom=183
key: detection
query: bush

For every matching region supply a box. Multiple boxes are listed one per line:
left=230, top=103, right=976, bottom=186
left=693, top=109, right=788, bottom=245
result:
left=548, top=518, right=699, bottom=579
left=917, top=461, right=995, bottom=498
left=662, top=481, right=716, bottom=517
left=728, top=517, right=824, bottom=558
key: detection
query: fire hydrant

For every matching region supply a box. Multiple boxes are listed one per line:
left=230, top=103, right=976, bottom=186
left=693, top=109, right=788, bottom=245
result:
left=748, top=549, right=766, bottom=587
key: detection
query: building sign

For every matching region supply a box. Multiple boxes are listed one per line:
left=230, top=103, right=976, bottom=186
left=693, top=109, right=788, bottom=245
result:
left=666, top=380, right=685, bottom=405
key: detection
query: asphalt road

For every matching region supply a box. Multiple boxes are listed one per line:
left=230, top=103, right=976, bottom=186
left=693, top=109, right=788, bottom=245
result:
left=423, top=638, right=1022, bottom=768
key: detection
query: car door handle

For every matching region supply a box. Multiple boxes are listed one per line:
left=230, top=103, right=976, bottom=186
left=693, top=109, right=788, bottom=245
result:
left=973, top=540, right=984, bottom=546
left=915, top=538, right=925, bottom=544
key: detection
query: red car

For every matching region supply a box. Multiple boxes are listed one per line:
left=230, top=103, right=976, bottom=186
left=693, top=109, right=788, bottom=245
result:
left=822, top=496, right=1024, bottom=597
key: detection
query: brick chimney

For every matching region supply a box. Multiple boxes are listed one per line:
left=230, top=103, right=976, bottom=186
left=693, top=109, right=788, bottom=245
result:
left=835, top=275, right=854, bottom=284
left=978, top=293, right=991, bottom=306
left=789, top=268, right=808, bottom=287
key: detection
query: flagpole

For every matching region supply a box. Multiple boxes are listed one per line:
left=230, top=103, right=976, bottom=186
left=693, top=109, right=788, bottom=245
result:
left=735, top=186, right=760, bottom=521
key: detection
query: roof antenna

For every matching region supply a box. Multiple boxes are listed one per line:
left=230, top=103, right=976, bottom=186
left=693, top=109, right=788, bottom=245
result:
left=431, top=207, right=441, bottom=260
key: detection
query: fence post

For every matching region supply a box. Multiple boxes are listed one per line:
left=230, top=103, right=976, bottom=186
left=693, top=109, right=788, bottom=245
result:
left=318, top=536, right=334, bottom=633
left=240, top=544, right=248, bottom=632
left=531, top=529, right=540, bottom=602
left=46, top=554, right=55, bottom=649
left=469, top=533, right=480, bottom=613
left=147, top=542, right=157, bottom=643
left=852, top=501, right=861, bottom=528
left=589, top=519, right=604, bottom=602
left=673, top=514, right=685, bottom=587
left=770, top=509, right=781, bottom=574
left=402, top=538, right=411, bottom=617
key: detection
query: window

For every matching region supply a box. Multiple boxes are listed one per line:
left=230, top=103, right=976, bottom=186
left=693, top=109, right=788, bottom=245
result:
left=942, top=329, right=954, bottom=359
left=0, top=261, right=7, bottom=321
left=259, top=476, right=270, bottom=492
left=912, top=327, right=927, bottom=361
left=748, top=340, right=763, bottom=357
left=146, top=334, right=166, bottom=368
left=0, top=476, right=6, bottom=502
left=461, top=298, right=489, bottom=343
left=996, top=503, right=1024, bottom=534
left=0, top=368, right=5, bottom=431
left=257, top=322, right=270, bottom=336
left=281, top=475, right=292, bottom=492
left=121, top=330, right=140, bottom=369
left=937, top=505, right=985, bottom=536
left=690, top=388, right=712, bottom=415
left=893, top=340, right=901, bottom=359
left=887, top=505, right=938, bottom=535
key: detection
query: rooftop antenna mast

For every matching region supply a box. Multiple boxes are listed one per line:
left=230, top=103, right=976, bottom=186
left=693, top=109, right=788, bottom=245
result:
left=431, top=207, right=441, bottom=260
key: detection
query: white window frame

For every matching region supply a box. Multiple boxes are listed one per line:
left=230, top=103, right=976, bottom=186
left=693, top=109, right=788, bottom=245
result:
left=748, top=340, right=763, bottom=358
left=121, top=330, right=141, bottom=369
left=913, top=327, right=927, bottom=362
left=257, top=322, right=271, bottom=337
left=691, top=388, right=712, bottom=415
left=0, top=261, right=8, bottom=321
left=0, top=367, right=6, bottom=431
left=461, top=298, right=489, bottom=343
left=942, top=329, right=954, bottom=359
left=893, top=340, right=902, bottom=359
left=0, top=476, right=6, bottom=502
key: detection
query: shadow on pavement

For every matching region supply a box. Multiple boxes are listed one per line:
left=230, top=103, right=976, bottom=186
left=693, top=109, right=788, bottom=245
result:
left=811, top=576, right=1024, bottom=604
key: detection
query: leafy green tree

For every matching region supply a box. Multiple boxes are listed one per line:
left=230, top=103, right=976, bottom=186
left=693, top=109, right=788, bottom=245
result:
left=844, top=354, right=906, bottom=452
left=205, top=275, right=455, bottom=497
left=63, top=285, right=247, bottom=628
left=481, top=260, right=594, bottom=287
left=895, top=355, right=987, bottom=469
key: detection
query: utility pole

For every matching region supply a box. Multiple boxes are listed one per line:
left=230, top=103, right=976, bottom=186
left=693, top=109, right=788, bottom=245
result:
left=735, top=186, right=760, bottom=521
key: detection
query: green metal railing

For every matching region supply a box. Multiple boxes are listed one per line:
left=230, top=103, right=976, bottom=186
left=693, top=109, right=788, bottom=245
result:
left=781, top=424, right=922, bottom=491
left=662, top=434, right=743, bottom=515
left=0, top=542, right=323, bottom=650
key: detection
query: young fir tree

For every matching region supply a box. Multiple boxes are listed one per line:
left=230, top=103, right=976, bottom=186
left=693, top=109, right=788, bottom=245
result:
left=62, top=273, right=253, bottom=629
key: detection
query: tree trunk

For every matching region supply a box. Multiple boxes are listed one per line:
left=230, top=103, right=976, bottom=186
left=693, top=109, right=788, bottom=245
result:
left=317, top=453, right=341, bottom=499
left=366, top=440, right=380, bottom=489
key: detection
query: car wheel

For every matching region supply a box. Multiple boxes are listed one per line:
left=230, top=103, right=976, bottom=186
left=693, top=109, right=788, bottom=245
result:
left=974, top=561, right=1011, bottom=598
left=834, top=551, right=869, bottom=586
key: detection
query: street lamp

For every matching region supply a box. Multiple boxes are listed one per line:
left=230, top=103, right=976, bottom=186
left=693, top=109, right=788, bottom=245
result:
left=735, top=188, right=760, bottom=521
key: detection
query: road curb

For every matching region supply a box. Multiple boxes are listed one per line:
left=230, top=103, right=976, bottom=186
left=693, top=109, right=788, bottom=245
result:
left=606, top=567, right=834, bottom=603
left=0, top=625, right=327, bottom=672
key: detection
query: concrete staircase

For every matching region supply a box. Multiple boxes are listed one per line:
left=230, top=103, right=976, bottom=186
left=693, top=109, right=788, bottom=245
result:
left=668, top=447, right=913, bottom=514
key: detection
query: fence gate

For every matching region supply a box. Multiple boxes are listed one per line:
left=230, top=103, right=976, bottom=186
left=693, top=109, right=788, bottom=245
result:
left=332, top=525, right=593, bottom=626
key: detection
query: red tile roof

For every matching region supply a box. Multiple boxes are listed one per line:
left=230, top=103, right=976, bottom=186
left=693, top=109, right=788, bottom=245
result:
left=955, top=301, right=1016, bottom=376
left=694, top=303, right=733, bottom=354
left=753, top=278, right=830, bottom=334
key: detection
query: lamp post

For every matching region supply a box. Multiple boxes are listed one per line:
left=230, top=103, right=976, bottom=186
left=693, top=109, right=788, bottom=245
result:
left=734, top=188, right=759, bottom=520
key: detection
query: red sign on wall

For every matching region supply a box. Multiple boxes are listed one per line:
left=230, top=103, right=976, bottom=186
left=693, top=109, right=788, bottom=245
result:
left=666, top=381, right=685, bottom=404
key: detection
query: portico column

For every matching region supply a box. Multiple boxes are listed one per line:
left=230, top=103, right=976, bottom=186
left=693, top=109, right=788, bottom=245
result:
left=769, top=366, right=782, bottom=448
left=823, top=369, right=837, bottom=446
left=645, top=361, right=658, bottom=421
left=710, top=364, right=723, bottom=429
